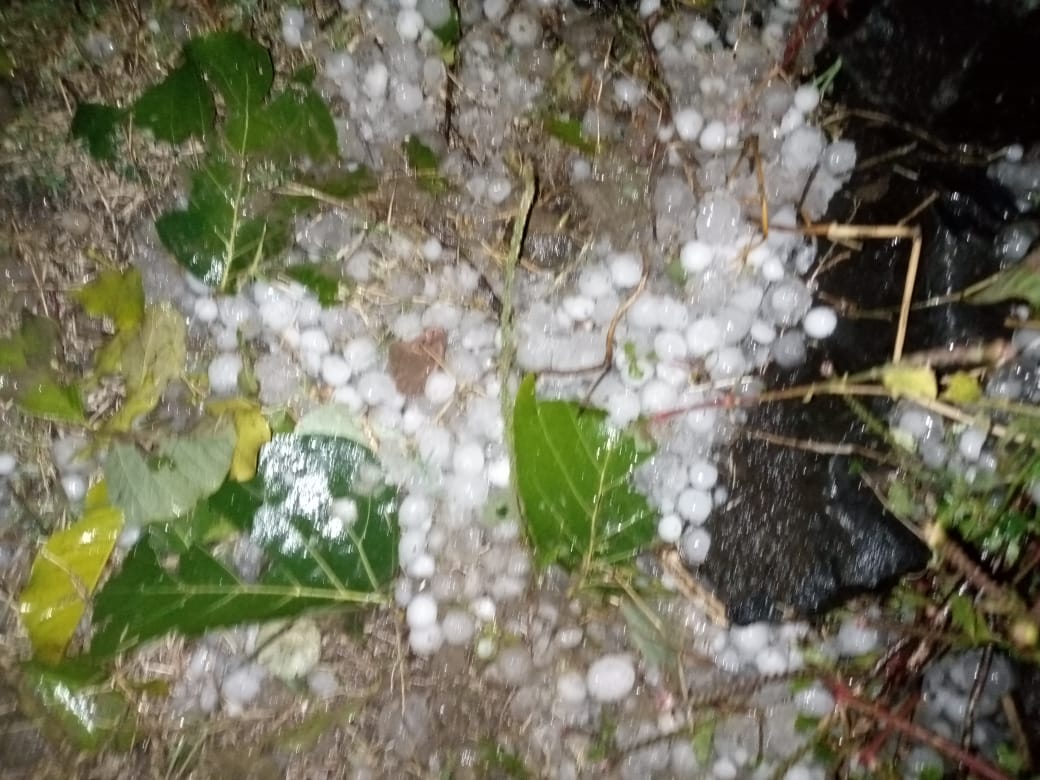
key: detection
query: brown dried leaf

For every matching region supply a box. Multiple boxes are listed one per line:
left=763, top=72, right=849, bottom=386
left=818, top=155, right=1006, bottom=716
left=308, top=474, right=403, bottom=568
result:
left=388, top=328, right=447, bottom=397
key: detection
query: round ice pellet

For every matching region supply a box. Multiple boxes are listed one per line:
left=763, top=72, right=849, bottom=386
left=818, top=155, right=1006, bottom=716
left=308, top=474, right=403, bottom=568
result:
left=698, top=120, right=726, bottom=152
left=562, top=295, right=595, bottom=321
left=654, top=330, right=688, bottom=361
left=781, top=126, right=825, bottom=172
left=62, top=473, right=87, bottom=502
left=803, top=306, right=837, bottom=339
left=392, top=80, right=424, bottom=114
left=640, top=379, right=677, bottom=415
left=676, top=487, right=712, bottom=524
left=836, top=618, right=879, bottom=657
left=406, top=593, right=438, bottom=629
left=674, top=107, right=704, bottom=142
left=453, top=441, right=485, bottom=475
left=0, top=452, right=16, bottom=477
left=680, top=240, right=713, bottom=273
left=609, top=252, right=643, bottom=289
left=396, top=8, right=425, bottom=40
left=330, top=497, right=358, bottom=525
left=793, top=83, right=820, bottom=113
left=208, top=352, right=243, bottom=395
left=686, top=317, right=722, bottom=357
left=507, top=12, right=542, bottom=47
left=688, top=459, right=718, bottom=490
left=399, top=494, right=432, bottom=529
left=193, top=296, right=219, bottom=324
left=657, top=513, right=683, bottom=543
left=680, top=527, right=711, bottom=564
left=260, top=296, right=295, bottom=332
left=320, top=354, right=351, bottom=387
left=708, top=346, right=747, bottom=380
left=299, top=327, right=331, bottom=355
left=424, top=371, right=457, bottom=405
left=407, top=553, right=436, bottom=579
left=731, top=623, right=770, bottom=656
left=441, top=609, right=476, bottom=645
left=363, top=62, right=389, bottom=98
left=771, top=330, right=806, bottom=369
left=409, top=623, right=444, bottom=656
left=958, top=427, right=987, bottom=461
left=586, top=654, right=636, bottom=702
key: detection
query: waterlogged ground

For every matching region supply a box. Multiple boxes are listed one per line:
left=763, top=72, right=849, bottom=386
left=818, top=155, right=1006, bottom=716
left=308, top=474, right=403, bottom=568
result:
left=1, top=0, right=1039, bottom=778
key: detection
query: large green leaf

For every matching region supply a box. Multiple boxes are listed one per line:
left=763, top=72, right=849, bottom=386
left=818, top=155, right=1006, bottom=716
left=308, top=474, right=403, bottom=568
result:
left=90, top=433, right=398, bottom=657
left=15, top=373, right=86, bottom=423
left=19, top=484, right=123, bottom=664
left=156, top=157, right=292, bottom=288
left=74, top=268, right=145, bottom=332
left=966, top=249, right=1040, bottom=308
left=512, top=374, right=657, bottom=572
left=70, top=103, right=126, bottom=161
left=225, top=85, right=338, bottom=163
left=18, top=661, right=133, bottom=751
left=103, top=426, right=236, bottom=526
left=132, top=61, right=214, bottom=144
left=184, top=31, right=273, bottom=114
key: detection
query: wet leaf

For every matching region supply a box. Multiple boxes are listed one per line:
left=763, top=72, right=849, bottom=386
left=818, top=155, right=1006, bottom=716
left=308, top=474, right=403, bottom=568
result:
left=284, top=263, right=351, bottom=306
left=431, top=7, right=461, bottom=46
left=295, top=404, right=366, bottom=442
left=966, top=249, right=1040, bottom=308
left=940, top=371, right=983, bottom=404
left=301, top=166, right=379, bottom=201
left=16, top=374, right=86, bottom=423
left=104, top=426, right=236, bottom=526
left=619, top=597, right=677, bottom=672
left=70, top=103, right=126, bottom=161
left=19, top=484, right=123, bottom=664
left=512, top=374, right=657, bottom=572
left=19, top=661, right=133, bottom=751
left=545, top=116, right=596, bottom=156
left=74, top=268, right=145, bottom=332
left=0, top=311, right=59, bottom=371
left=90, top=433, right=398, bottom=657
left=691, top=715, right=716, bottom=765
left=156, top=157, right=292, bottom=288
left=226, top=86, right=338, bottom=163
left=184, top=31, right=273, bottom=114
left=208, top=398, right=272, bottom=481
left=97, top=303, right=186, bottom=431
left=949, top=593, right=994, bottom=644
left=132, top=61, right=214, bottom=144
left=880, top=364, right=937, bottom=401
left=403, top=135, right=449, bottom=193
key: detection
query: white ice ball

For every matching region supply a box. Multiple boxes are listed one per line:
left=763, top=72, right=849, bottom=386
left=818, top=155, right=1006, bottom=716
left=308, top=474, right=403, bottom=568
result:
left=363, top=62, right=389, bottom=98
left=802, top=306, right=837, bottom=339
left=657, top=513, right=683, bottom=543
left=686, top=317, right=722, bottom=357
left=586, top=654, right=636, bottom=702
left=609, top=252, right=643, bottom=289
left=0, top=452, right=16, bottom=477
left=793, top=83, right=820, bottom=113
left=680, top=240, right=713, bottom=273
left=698, top=120, right=727, bottom=152
left=674, top=107, right=704, bottom=142
left=396, top=8, right=425, bottom=41
left=406, top=593, right=438, bottom=629
left=680, top=527, right=711, bottom=564
left=507, top=12, right=542, bottom=47
left=208, top=352, right=242, bottom=395
left=424, top=371, right=457, bottom=405
left=676, top=487, right=712, bottom=524
left=688, top=459, right=718, bottom=490
left=320, top=354, right=351, bottom=387
left=409, top=623, right=444, bottom=656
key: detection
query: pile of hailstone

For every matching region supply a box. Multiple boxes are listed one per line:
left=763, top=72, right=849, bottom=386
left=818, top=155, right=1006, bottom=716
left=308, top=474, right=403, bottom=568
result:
left=126, top=0, right=870, bottom=774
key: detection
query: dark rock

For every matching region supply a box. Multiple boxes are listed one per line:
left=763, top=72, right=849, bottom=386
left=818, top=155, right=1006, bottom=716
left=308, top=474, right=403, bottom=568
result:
left=697, top=370, right=929, bottom=624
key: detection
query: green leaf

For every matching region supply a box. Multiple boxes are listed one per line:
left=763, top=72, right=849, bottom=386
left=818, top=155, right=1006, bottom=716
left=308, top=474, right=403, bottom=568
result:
left=90, top=433, right=398, bottom=657
left=156, top=157, right=292, bottom=288
left=184, top=31, right=273, bottom=114
left=403, top=135, right=449, bottom=194
left=19, top=484, right=123, bottom=664
left=74, top=268, right=145, bottom=332
left=103, top=426, right=236, bottom=526
left=18, top=661, right=133, bottom=751
left=295, top=403, right=366, bottom=442
left=207, top=398, right=272, bottom=481
left=430, top=7, right=461, bottom=46
left=0, top=311, right=58, bottom=372
left=965, top=249, right=1040, bottom=308
left=70, top=103, right=126, bottom=161
left=96, top=303, right=186, bottom=431
left=512, top=374, right=657, bottom=572
left=226, top=86, right=338, bottom=163
left=545, top=116, right=596, bottom=156
left=16, top=373, right=86, bottom=423
left=691, top=715, right=716, bottom=765
left=132, top=61, right=215, bottom=144
left=880, top=364, right=938, bottom=401
left=284, top=263, right=352, bottom=306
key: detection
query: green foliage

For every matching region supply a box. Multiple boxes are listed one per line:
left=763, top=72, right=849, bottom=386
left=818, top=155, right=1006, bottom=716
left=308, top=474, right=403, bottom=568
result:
left=73, top=267, right=145, bottom=333
left=965, top=249, right=1040, bottom=308
left=544, top=116, right=596, bottom=156
left=284, top=263, right=352, bottom=307
left=132, top=62, right=215, bottom=144
left=403, top=135, right=450, bottom=193
left=512, top=375, right=657, bottom=577
left=89, top=432, right=398, bottom=658
left=70, top=104, right=126, bottom=161
left=0, top=311, right=86, bottom=423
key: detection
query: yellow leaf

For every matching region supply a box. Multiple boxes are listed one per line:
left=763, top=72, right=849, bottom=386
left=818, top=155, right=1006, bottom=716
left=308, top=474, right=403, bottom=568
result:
left=940, top=371, right=983, bottom=404
left=74, top=268, right=145, bottom=333
left=18, top=483, right=123, bottom=664
left=209, top=398, right=271, bottom=481
left=881, top=364, right=938, bottom=401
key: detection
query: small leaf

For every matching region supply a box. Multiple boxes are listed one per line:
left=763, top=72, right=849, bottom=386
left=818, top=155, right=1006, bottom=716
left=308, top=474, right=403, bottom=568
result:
left=70, top=103, right=126, bottom=161
left=691, top=715, right=716, bottom=765
left=0, top=311, right=57, bottom=372
left=965, top=248, right=1040, bottom=308
left=208, top=398, right=272, bottom=481
left=284, top=263, right=351, bottom=306
left=19, top=483, right=123, bottom=664
left=295, top=403, right=366, bottom=442
left=97, top=303, right=186, bottom=431
left=512, top=374, right=657, bottom=572
left=104, top=426, right=236, bottom=526
left=403, top=135, right=449, bottom=193
left=880, top=364, right=938, bottom=401
left=16, top=373, right=86, bottom=423
left=74, top=268, right=145, bottom=332
left=18, top=661, right=133, bottom=751
left=940, top=371, right=983, bottom=404
left=430, top=7, right=461, bottom=46
left=184, top=31, right=273, bottom=114
left=545, top=116, right=596, bottom=155
left=132, top=61, right=215, bottom=144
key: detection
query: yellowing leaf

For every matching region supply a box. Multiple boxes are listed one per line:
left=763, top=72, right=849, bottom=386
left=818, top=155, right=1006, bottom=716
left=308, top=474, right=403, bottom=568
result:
left=98, top=303, right=187, bottom=432
left=881, top=364, right=938, bottom=401
left=208, top=398, right=272, bottom=481
left=74, top=269, right=145, bottom=332
left=940, top=371, right=983, bottom=404
left=19, top=484, right=123, bottom=664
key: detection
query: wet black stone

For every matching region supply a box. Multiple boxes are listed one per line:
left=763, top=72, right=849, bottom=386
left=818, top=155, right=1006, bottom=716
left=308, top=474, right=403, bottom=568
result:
left=698, top=366, right=930, bottom=624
